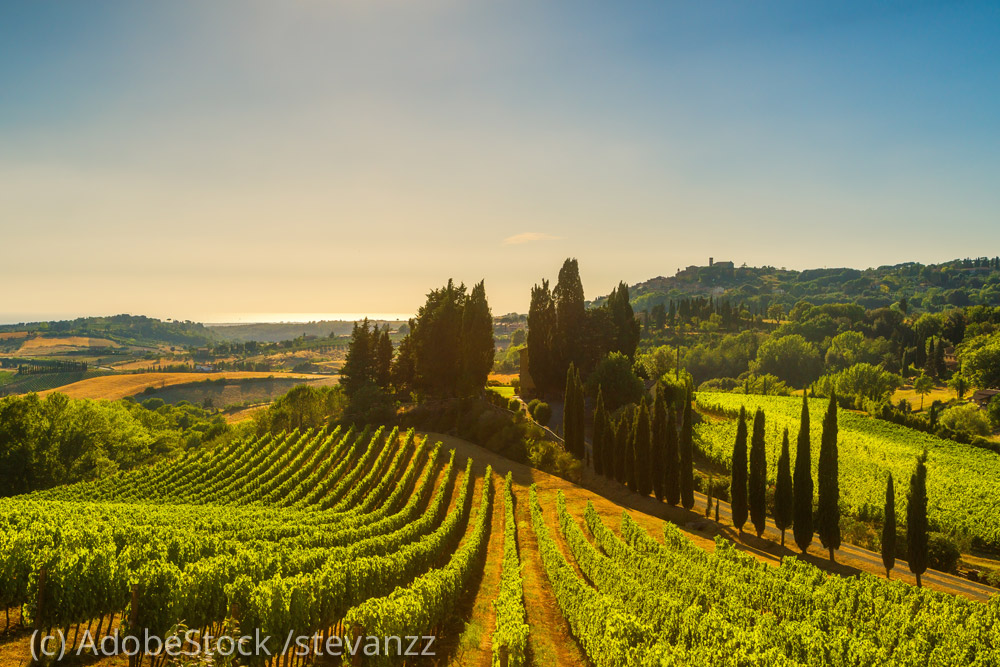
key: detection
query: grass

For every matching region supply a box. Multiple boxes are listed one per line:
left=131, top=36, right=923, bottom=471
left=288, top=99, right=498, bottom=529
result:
left=37, top=371, right=336, bottom=401
left=892, top=382, right=957, bottom=410
left=18, top=335, right=121, bottom=351
left=490, top=386, right=515, bottom=398
left=145, top=376, right=339, bottom=408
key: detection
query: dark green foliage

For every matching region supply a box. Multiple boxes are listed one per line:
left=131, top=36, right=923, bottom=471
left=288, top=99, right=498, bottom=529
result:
left=603, top=410, right=616, bottom=479
left=624, top=416, right=636, bottom=492
left=679, top=388, right=695, bottom=510
left=375, top=329, right=393, bottom=389
left=651, top=386, right=667, bottom=501
left=664, top=405, right=680, bottom=506
left=396, top=279, right=495, bottom=397
left=341, top=318, right=380, bottom=394
left=615, top=415, right=629, bottom=485
left=460, top=280, right=495, bottom=394
left=817, top=393, right=841, bottom=560
left=907, top=451, right=929, bottom=587
left=650, top=303, right=667, bottom=330
left=256, top=384, right=348, bottom=434
left=793, top=392, right=814, bottom=554
left=0, top=392, right=234, bottom=495
left=527, top=280, right=560, bottom=394
left=586, top=352, right=644, bottom=411
left=531, top=401, right=552, bottom=426
left=730, top=407, right=749, bottom=533
left=882, top=474, right=896, bottom=578
left=749, top=408, right=767, bottom=537
left=606, top=281, right=641, bottom=359
left=773, top=428, right=793, bottom=546
left=563, top=363, right=586, bottom=460
left=633, top=399, right=652, bottom=496
left=592, top=388, right=606, bottom=476
left=554, top=258, right=586, bottom=377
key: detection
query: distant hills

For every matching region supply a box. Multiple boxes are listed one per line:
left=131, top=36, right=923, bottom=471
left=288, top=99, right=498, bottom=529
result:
left=0, top=315, right=217, bottom=347
left=207, top=320, right=406, bottom=343
left=616, top=257, right=1000, bottom=314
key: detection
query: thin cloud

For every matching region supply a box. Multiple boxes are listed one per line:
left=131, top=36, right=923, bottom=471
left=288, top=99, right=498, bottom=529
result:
left=503, top=232, right=562, bottom=245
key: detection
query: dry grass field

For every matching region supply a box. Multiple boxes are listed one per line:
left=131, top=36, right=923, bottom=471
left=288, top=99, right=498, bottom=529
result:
left=18, top=336, right=121, bottom=352
left=0, top=331, right=29, bottom=340
left=892, top=382, right=957, bottom=410
left=38, top=371, right=336, bottom=400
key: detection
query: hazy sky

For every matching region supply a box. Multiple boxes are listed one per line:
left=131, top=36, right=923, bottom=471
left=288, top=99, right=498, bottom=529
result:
left=2, top=1, right=999, bottom=323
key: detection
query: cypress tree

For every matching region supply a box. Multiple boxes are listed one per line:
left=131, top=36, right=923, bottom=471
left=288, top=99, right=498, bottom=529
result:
left=574, top=368, right=586, bottom=462
left=563, top=364, right=578, bottom=458
left=593, top=387, right=606, bottom=477
left=934, top=338, right=947, bottom=378
left=679, top=387, right=695, bottom=510
left=749, top=408, right=768, bottom=538
left=730, top=407, right=749, bottom=535
left=603, top=410, right=616, bottom=479
left=460, top=280, right=495, bottom=394
left=882, top=474, right=896, bottom=579
left=817, top=393, right=841, bottom=561
left=793, top=393, right=814, bottom=555
left=527, top=280, right=559, bottom=394
left=664, top=406, right=680, bottom=506
left=553, top=258, right=586, bottom=375
left=615, top=415, right=629, bottom=485
left=907, top=452, right=929, bottom=588
left=651, top=386, right=667, bottom=501
left=625, top=415, right=637, bottom=492
left=773, top=428, right=793, bottom=547
left=633, top=399, right=652, bottom=496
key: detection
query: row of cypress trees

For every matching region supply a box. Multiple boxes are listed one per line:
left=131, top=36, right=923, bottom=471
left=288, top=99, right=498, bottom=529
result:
left=729, top=392, right=930, bottom=586
left=730, top=394, right=841, bottom=559
left=590, top=383, right=696, bottom=510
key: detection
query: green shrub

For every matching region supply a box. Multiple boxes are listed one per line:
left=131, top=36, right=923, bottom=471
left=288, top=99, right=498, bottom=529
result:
left=508, top=397, right=522, bottom=412
left=532, top=401, right=552, bottom=426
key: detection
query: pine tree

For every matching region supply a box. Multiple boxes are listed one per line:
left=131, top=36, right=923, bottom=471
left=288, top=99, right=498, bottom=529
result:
left=633, top=399, right=652, bottom=496
left=749, top=408, right=768, bottom=538
left=773, top=428, right=793, bottom=547
left=592, top=387, right=606, bottom=477
left=793, top=392, right=814, bottom=555
left=651, top=386, right=667, bottom=501
left=730, top=407, right=749, bottom=535
left=817, top=393, right=841, bottom=561
left=679, top=387, right=695, bottom=510
left=341, top=318, right=376, bottom=394
left=664, top=405, right=680, bottom=506
left=882, top=474, right=896, bottom=579
left=907, top=452, right=929, bottom=588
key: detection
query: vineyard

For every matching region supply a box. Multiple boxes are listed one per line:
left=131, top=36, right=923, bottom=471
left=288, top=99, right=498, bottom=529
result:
left=1, top=422, right=998, bottom=665
left=695, top=392, right=1000, bottom=548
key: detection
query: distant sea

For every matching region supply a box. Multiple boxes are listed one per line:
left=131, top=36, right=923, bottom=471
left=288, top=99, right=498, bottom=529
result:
left=205, top=313, right=413, bottom=325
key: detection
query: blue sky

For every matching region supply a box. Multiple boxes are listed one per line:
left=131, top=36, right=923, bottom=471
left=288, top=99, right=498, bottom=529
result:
left=2, top=1, right=998, bottom=321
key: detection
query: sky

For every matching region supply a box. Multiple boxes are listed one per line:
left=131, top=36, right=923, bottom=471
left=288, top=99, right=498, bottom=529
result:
left=2, top=1, right=999, bottom=323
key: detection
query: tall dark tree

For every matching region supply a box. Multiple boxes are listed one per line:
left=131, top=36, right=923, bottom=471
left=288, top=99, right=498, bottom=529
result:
left=527, top=280, right=559, bottom=394
left=460, top=280, right=494, bottom=394
left=730, top=407, right=749, bottom=535
left=633, top=399, right=652, bottom=496
left=651, top=303, right=667, bottom=330
left=553, top=258, right=586, bottom=375
left=817, top=393, right=841, bottom=561
left=606, top=282, right=641, bottom=359
left=574, top=368, right=586, bottom=463
left=614, top=415, right=629, bottom=485
left=793, top=393, right=814, bottom=555
left=410, top=280, right=466, bottom=396
left=679, top=387, right=695, bottom=510
left=749, top=408, right=768, bottom=538
left=390, top=319, right=417, bottom=392
left=934, top=338, right=947, bottom=378
left=375, top=327, right=393, bottom=390
left=651, top=386, right=667, bottom=501
left=882, top=474, right=896, bottom=579
left=563, top=363, right=580, bottom=459
left=907, top=452, right=929, bottom=588
left=664, top=406, right=680, bottom=505
left=603, top=408, right=616, bottom=479
left=592, top=387, right=606, bottom=477
left=341, top=318, right=377, bottom=394
left=624, top=415, right=637, bottom=492
left=773, top=428, right=793, bottom=547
